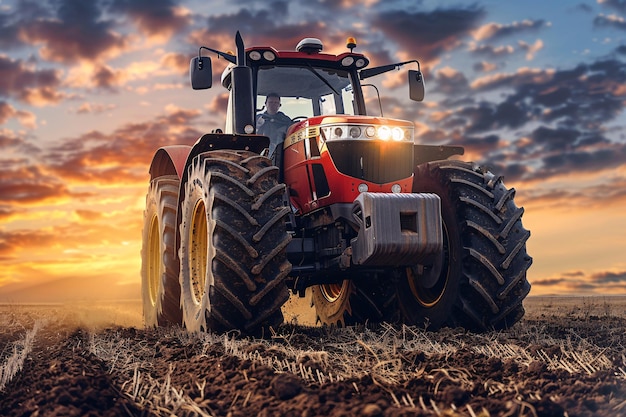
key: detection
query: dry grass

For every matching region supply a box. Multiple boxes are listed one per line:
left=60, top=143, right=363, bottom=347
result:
left=0, top=318, right=44, bottom=391
left=81, top=296, right=625, bottom=415
left=2, top=296, right=625, bottom=416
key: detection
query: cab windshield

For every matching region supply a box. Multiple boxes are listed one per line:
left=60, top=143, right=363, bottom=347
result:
left=256, top=65, right=355, bottom=118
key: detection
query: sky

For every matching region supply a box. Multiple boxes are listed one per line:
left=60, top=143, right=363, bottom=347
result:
left=1, top=0, right=626, bottom=302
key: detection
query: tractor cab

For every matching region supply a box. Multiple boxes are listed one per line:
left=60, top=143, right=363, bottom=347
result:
left=191, top=35, right=425, bottom=137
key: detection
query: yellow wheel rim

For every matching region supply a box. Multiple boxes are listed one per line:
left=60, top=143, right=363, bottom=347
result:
left=321, top=281, right=348, bottom=303
left=147, top=214, right=161, bottom=305
left=190, top=200, right=208, bottom=304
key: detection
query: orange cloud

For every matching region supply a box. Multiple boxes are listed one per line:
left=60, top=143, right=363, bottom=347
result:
left=518, top=39, right=544, bottom=60
left=0, top=102, right=36, bottom=128
left=472, top=19, right=547, bottom=41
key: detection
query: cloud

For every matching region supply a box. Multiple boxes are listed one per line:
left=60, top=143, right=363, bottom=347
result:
left=591, top=270, right=626, bottom=284
left=0, top=101, right=36, bottom=128
left=424, top=53, right=626, bottom=184
left=371, top=7, right=486, bottom=64
left=0, top=129, right=40, bottom=154
left=19, top=0, right=127, bottom=63
left=594, top=13, right=626, bottom=30
left=598, top=0, right=626, bottom=13
left=0, top=55, right=65, bottom=105
left=74, top=102, right=117, bottom=115
left=161, top=52, right=190, bottom=75
left=518, top=39, right=544, bottom=60
left=532, top=269, right=626, bottom=294
left=473, top=61, right=499, bottom=72
left=471, top=67, right=555, bottom=91
left=433, top=67, right=471, bottom=95
left=108, top=0, right=192, bottom=42
left=45, top=106, right=204, bottom=184
left=0, top=228, right=58, bottom=260
left=468, top=43, right=515, bottom=58
left=191, top=3, right=327, bottom=51
left=0, top=161, right=79, bottom=205
left=74, top=209, right=104, bottom=221
left=0, top=1, right=51, bottom=50
left=471, top=60, right=626, bottom=131
left=472, top=19, right=548, bottom=41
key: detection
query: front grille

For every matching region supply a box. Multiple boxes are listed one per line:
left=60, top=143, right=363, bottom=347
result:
left=326, top=141, right=413, bottom=184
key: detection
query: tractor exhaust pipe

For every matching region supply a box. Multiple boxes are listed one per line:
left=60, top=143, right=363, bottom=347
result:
left=231, top=31, right=255, bottom=135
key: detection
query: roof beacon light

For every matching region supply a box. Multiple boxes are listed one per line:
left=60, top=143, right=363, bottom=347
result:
left=347, top=37, right=357, bottom=52
left=296, top=38, right=323, bottom=54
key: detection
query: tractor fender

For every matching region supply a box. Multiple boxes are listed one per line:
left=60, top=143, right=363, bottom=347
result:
left=148, top=145, right=192, bottom=181
left=148, top=133, right=270, bottom=181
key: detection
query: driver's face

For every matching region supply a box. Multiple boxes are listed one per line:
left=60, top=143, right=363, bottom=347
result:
left=266, top=97, right=281, bottom=114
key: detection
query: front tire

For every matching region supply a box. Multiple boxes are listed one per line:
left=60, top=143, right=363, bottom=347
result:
left=141, top=176, right=183, bottom=327
left=398, top=160, right=532, bottom=330
left=179, top=151, right=292, bottom=334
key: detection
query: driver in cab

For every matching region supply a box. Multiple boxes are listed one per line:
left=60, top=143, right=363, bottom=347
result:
left=256, top=93, right=292, bottom=157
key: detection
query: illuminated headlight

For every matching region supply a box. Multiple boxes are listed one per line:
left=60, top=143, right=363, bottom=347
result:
left=391, top=184, right=402, bottom=193
left=392, top=127, right=404, bottom=141
left=378, top=126, right=391, bottom=141
left=358, top=183, right=369, bottom=192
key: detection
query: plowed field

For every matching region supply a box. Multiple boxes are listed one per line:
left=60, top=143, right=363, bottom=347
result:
left=1, top=297, right=625, bottom=416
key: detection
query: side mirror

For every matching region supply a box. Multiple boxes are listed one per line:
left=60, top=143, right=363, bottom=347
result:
left=190, top=56, right=212, bottom=90
left=409, top=70, right=425, bottom=101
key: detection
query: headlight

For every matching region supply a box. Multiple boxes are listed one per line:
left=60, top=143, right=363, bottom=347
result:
left=378, top=126, right=391, bottom=141
left=321, top=124, right=413, bottom=142
left=392, top=127, right=404, bottom=141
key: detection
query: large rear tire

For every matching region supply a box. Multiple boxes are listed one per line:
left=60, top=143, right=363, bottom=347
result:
left=179, top=150, right=292, bottom=334
left=398, top=160, right=532, bottom=330
left=141, top=176, right=183, bottom=327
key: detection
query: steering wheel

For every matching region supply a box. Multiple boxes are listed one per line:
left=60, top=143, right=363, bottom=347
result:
left=291, top=116, right=308, bottom=123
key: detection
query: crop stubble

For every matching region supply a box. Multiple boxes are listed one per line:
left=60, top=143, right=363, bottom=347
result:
left=0, top=297, right=624, bottom=416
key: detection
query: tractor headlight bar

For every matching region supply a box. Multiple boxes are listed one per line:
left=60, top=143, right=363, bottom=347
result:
left=321, top=124, right=413, bottom=142
left=248, top=50, right=276, bottom=62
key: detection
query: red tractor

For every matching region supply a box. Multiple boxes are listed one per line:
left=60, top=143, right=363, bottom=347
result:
left=141, top=32, right=532, bottom=334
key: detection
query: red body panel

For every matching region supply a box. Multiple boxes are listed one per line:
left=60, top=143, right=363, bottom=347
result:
left=283, top=116, right=413, bottom=214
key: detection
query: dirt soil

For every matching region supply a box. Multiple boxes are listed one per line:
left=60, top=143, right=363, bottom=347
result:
left=0, top=297, right=625, bottom=417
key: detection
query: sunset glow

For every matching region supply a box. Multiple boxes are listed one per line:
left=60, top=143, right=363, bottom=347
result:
left=1, top=0, right=626, bottom=302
